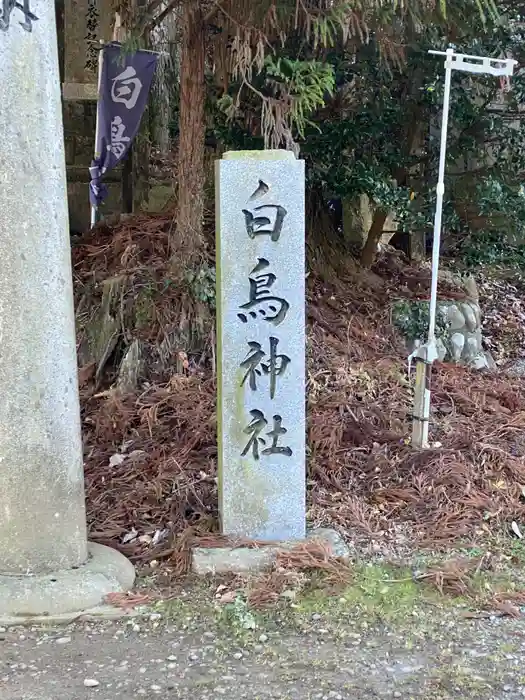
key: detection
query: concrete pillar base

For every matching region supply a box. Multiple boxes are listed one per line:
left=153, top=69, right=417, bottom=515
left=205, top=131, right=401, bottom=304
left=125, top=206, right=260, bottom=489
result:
left=0, top=543, right=135, bottom=622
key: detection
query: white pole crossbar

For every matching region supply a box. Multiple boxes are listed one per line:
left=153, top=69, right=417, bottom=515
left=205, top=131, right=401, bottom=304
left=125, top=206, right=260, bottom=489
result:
left=428, top=50, right=517, bottom=77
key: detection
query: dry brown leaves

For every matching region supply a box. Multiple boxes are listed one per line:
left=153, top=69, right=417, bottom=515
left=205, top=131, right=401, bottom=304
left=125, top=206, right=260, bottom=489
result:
left=76, top=218, right=525, bottom=574
left=246, top=539, right=352, bottom=608
left=489, top=590, right=525, bottom=618
left=477, top=271, right=525, bottom=364
left=414, top=557, right=484, bottom=597
left=414, top=559, right=525, bottom=618
left=103, top=591, right=153, bottom=611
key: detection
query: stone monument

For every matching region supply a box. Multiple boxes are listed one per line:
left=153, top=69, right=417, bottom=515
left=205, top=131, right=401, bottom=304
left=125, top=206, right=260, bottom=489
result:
left=0, top=0, right=133, bottom=621
left=216, top=151, right=306, bottom=542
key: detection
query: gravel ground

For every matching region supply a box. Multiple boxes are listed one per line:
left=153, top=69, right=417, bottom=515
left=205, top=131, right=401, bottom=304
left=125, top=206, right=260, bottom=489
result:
left=2, top=603, right=525, bottom=700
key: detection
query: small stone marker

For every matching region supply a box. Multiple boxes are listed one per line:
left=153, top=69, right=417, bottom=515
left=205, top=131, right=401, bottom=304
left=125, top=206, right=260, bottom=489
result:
left=216, top=150, right=306, bottom=541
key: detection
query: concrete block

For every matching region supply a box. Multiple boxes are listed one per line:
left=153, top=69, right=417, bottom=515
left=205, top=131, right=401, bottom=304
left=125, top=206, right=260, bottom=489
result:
left=192, top=528, right=350, bottom=575
left=0, top=543, right=135, bottom=621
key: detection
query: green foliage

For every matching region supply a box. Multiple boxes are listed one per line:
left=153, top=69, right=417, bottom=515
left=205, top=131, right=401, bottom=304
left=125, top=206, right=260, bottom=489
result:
left=478, top=178, right=525, bottom=228
left=183, top=265, right=216, bottom=308
left=299, top=43, right=434, bottom=223
left=264, top=56, right=335, bottom=138
left=460, top=230, right=525, bottom=268
left=162, top=0, right=525, bottom=266
left=203, top=0, right=502, bottom=156
left=393, top=300, right=450, bottom=341
left=294, top=11, right=525, bottom=262
left=212, top=54, right=335, bottom=151
left=219, top=594, right=257, bottom=631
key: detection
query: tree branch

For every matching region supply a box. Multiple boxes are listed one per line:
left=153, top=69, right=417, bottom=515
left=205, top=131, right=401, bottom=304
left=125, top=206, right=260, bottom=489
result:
left=136, top=0, right=185, bottom=35
left=145, top=0, right=165, bottom=16
left=204, top=1, right=221, bottom=24
left=147, top=0, right=181, bottom=31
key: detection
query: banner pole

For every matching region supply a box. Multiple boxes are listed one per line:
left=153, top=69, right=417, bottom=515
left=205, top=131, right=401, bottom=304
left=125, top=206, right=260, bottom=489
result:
left=411, top=48, right=453, bottom=449
left=90, top=40, right=105, bottom=229
left=411, top=48, right=515, bottom=449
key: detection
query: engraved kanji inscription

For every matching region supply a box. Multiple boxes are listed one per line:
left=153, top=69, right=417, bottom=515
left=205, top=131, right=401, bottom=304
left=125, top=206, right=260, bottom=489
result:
left=0, top=0, right=38, bottom=32
left=242, top=205, right=287, bottom=242
left=84, top=0, right=99, bottom=73
left=240, top=337, right=290, bottom=399
left=248, top=179, right=270, bottom=202
left=237, top=258, right=289, bottom=326
left=264, top=415, right=293, bottom=456
left=241, top=410, right=293, bottom=460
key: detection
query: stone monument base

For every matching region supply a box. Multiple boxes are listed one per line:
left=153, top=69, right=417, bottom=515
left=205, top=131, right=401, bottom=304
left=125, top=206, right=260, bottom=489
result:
left=192, top=528, right=350, bottom=575
left=0, top=543, right=135, bottom=625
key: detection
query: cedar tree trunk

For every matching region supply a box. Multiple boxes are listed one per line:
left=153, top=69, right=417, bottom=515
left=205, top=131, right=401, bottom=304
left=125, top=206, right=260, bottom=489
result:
left=360, top=209, right=389, bottom=268
left=174, top=0, right=206, bottom=266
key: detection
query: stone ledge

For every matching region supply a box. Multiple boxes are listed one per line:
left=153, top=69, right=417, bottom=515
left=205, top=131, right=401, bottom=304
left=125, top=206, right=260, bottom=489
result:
left=62, top=82, right=98, bottom=101
left=192, top=527, right=350, bottom=575
left=0, top=543, right=135, bottom=623
left=0, top=606, right=139, bottom=628
left=66, top=165, right=122, bottom=183
left=223, top=149, right=296, bottom=161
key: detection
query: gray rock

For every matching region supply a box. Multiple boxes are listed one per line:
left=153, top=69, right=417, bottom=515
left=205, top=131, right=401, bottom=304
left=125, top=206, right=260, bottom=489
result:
left=470, top=354, right=489, bottom=370
left=465, top=334, right=482, bottom=358
left=464, top=275, right=479, bottom=302
left=444, top=304, right=466, bottom=331
left=471, top=351, right=496, bottom=371
left=394, top=293, right=490, bottom=372
left=436, top=337, right=448, bottom=361
left=450, top=333, right=465, bottom=362
left=461, top=303, right=478, bottom=332
left=116, top=339, right=143, bottom=394
left=484, top=351, right=497, bottom=370
left=216, top=151, right=306, bottom=541
left=308, top=527, right=351, bottom=561
left=505, top=358, right=525, bottom=376
left=192, top=544, right=279, bottom=578
left=470, top=302, right=482, bottom=327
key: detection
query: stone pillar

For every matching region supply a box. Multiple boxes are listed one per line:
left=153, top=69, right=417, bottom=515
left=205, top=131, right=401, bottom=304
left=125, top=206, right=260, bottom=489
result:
left=342, top=194, right=371, bottom=248
left=342, top=194, right=399, bottom=250
left=63, top=0, right=113, bottom=88
left=216, top=151, right=306, bottom=542
left=409, top=231, right=427, bottom=261
left=0, top=0, right=133, bottom=620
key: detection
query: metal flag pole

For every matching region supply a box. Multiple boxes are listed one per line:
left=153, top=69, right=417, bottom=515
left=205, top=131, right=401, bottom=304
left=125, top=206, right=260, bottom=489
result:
left=90, top=40, right=105, bottom=229
left=411, top=48, right=517, bottom=449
